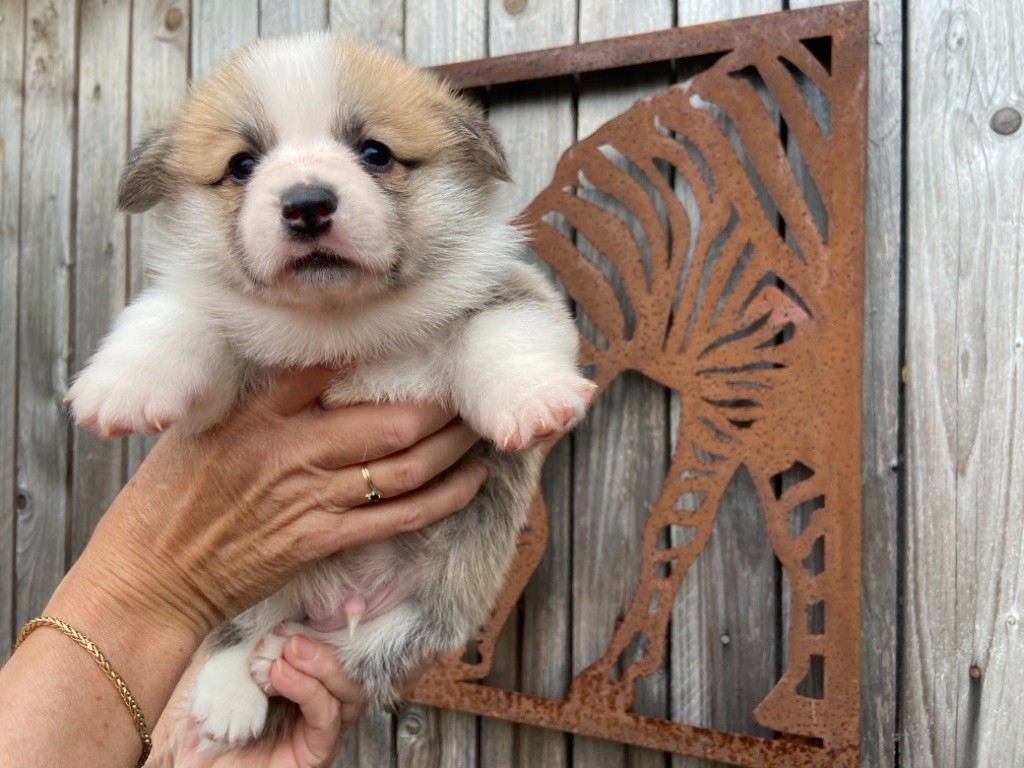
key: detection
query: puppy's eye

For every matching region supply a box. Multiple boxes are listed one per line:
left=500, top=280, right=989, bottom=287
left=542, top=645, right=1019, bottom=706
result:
left=359, top=140, right=393, bottom=170
left=226, top=153, right=258, bottom=183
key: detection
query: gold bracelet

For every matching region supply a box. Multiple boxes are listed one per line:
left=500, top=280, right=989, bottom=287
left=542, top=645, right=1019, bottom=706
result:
left=16, top=616, right=152, bottom=767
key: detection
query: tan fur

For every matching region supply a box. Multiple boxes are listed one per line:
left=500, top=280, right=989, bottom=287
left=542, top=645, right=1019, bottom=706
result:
left=71, top=34, right=589, bottom=751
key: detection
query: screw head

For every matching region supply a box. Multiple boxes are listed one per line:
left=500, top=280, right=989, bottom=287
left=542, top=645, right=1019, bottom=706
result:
left=991, top=107, right=1022, bottom=135
left=504, top=0, right=528, bottom=15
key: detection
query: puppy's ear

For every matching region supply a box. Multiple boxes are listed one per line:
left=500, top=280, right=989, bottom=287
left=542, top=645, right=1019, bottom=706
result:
left=451, top=102, right=513, bottom=184
left=118, top=128, right=175, bottom=213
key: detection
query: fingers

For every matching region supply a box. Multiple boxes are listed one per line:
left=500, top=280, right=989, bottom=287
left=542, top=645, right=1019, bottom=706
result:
left=257, top=366, right=340, bottom=415
left=310, top=460, right=488, bottom=553
left=322, top=421, right=480, bottom=508
left=301, top=400, right=457, bottom=468
left=282, top=636, right=364, bottom=724
left=275, top=636, right=365, bottom=765
left=268, top=659, right=344, bottom=768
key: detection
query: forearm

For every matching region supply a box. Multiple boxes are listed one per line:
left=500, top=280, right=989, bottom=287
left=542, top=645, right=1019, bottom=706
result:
left=0, top=501, right=207, bottom=768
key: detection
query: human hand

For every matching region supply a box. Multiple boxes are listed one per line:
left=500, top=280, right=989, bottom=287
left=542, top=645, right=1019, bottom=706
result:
left=150, top=635, right=391, bottom=768
left=55, top=367, right=487, bottom=649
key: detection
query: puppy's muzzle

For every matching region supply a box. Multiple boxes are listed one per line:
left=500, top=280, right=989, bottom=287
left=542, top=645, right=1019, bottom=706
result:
left=281, top=184, right=337, bottom=237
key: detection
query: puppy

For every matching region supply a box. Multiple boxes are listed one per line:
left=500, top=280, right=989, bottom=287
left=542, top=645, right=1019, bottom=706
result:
left=67, top=33, right=592, bottom=748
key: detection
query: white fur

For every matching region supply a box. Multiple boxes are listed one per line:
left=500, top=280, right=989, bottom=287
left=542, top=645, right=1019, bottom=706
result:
left=190, top=641, right=268, bottom=750
left=238, top=142, right=397, bottom=283
left=246, top=35, right=338, bottom=145
left=449, top=304, right=591, bottom=449
left=69, top=33, right=593, bottom=744
left=67, top=290, right=240, bottom=434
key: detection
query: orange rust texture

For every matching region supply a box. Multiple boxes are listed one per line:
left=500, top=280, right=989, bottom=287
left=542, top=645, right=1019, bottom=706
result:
left=413, top=4, right=867, bottom=767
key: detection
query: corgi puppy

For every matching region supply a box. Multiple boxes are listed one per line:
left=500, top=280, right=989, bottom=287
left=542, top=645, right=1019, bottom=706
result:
left=68, top=33, right=592, bottom=748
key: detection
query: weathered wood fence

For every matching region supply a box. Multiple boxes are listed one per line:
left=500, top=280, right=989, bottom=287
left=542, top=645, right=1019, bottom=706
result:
left=0, top=1, right=1020, bottom=766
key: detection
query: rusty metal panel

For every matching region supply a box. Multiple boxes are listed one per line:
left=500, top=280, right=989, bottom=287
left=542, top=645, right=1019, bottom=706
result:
left=413, top=4, right=867, bottom=767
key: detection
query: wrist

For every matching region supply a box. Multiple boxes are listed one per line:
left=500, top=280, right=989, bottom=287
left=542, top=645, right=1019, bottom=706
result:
left=93, top=467, right=228, bottom=639
left=41, top=553, right=206, bottom=726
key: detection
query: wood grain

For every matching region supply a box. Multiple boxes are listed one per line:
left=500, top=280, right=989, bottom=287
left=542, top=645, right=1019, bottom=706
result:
left=905, top=1, right=1024, bottom=766
left=855, top=1, right=901, bottom=764
left=9, top=1, right=1009, bottom=765
left=260, top=0, right=327, bottom=36
left=0, top=0, right=27, bottom=658
left=317, top=9, right=410, bottom=767
left=16, top=0, right=77, bottom=629
left=400, top=5, right=486, bottom=765
left=191, top=0, right=259, bottom=81
left=126, top=0, right=191, bottom=476
left=666, top=6, right=783, bottom=768
left=330, top=0, right=403, bottom=57
left=785, top=1, right=902, bottom=766
left=69, top=0, right=131, bottom=562
left=485, top=3, right=579, bottom=767
left=571, top=3, right=674, bottom=767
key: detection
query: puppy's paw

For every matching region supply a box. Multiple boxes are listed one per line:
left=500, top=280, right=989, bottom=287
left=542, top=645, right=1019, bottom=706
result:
left=486, top=373, right=596, bottom=451
left=189, top=647, right=268, bottom=749
left=249, top=628, right=293, bottom=695
left=66, top=362, right=192, bottom=438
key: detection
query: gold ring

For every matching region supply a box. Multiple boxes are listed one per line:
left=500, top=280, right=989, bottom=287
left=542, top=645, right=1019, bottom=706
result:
left=361, top=465, right=382, bottom=503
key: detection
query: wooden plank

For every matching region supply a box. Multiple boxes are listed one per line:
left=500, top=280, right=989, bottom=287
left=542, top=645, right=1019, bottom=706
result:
left=126, top=0, right=191, bottom=476
left=400, top=4, right=485, bottom=766
left=322, top=6, right=409, bottom=765
left=904, top=0, right=1024, bottom=766
left=259, top=0, right=327, bottom=36
left=786, top=2, right=903, bottom=766
left=855, top=0, right=901, bottom=763
left=329, top=0, right=403, bottom=56
left=780, top=0, right=828, bottom=708
left=572, top=3, right=674, bottom=767
left=666, top=6, right=782, bottom=767
left=404, top=0, right=484, bottom=67
left=16, top=0, right=77, bottom=628
left=70, top=0, right=131, bottom=562
left=325, top=3, right=412, bottom=761
left=0, top=0, right=27, bottom=659
left=431, top=3, right=860, bottom=90
left=191, top=0, right=259, bottom=81
left=486, top=6, right=579, bottom=768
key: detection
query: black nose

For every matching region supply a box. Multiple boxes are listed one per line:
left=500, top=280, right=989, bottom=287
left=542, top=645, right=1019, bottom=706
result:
left=281, top=184, right=337, bottom=236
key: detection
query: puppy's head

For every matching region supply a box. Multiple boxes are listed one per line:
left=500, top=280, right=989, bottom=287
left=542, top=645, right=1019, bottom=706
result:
left=121, top=34, right=511, bottom=306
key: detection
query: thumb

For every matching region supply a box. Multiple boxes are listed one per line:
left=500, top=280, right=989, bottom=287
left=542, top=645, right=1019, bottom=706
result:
left=258, top=366, right=340, bottom=415
left=269, top=659, right=345, bottom=767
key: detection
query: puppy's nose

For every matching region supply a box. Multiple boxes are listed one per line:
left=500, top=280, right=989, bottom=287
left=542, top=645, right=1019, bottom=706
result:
left=281, top=184, right=337, bottom=236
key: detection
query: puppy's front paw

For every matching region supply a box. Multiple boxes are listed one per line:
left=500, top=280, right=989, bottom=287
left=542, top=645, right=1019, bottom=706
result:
left=189, top=647, right=268, bottom=749
left=66, top=363, right=192, bottom=438
left=485, top=373, right=596, bottom=451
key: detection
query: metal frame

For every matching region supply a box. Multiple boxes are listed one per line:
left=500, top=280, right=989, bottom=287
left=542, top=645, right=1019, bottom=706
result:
left=414, top=4, right=867, bottom=767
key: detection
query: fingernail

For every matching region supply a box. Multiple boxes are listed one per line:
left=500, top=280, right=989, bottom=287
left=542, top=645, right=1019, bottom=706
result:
left=273, top=658, right=297, bottom=679
left=288, top=635, right=317, bottom=661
